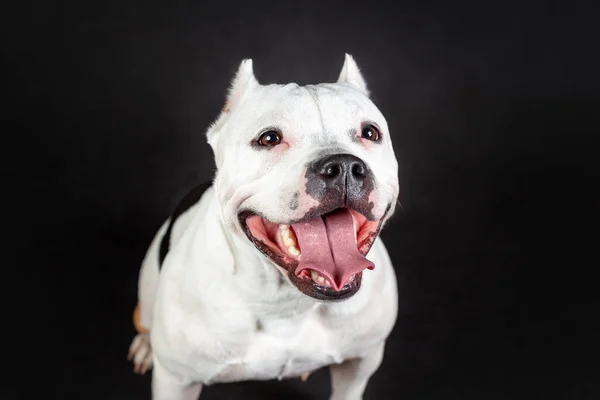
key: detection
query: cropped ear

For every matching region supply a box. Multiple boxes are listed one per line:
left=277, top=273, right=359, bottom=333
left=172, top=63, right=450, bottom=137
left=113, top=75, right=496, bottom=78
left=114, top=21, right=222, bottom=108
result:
left=336, top=53, right=369, bottom=96
left=222, top=59, right=259, bottom=113
left=207, top=59, right=258, bottom=149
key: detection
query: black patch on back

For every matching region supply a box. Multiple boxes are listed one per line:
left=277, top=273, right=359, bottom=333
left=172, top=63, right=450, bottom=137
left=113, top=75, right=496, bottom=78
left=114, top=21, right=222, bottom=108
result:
left=158, top=181, right=212, bottom=268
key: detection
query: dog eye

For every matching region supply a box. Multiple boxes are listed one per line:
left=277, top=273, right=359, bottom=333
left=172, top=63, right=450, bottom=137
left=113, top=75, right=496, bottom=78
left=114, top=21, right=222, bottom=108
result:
left=257, top=130, right=282, bottom=147
left=361, top=125, right=381, bottom=142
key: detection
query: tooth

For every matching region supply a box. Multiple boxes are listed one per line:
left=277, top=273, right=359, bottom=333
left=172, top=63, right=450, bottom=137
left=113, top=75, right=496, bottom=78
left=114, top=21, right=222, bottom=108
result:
left=311, top=270, right=318, bottom=281
left=324, top=279, right=331, bottom=286
left=282, top=229, right=292, bottom=239
left=317, top=275, right=325, bottom=284
left=288, top=246, right=300, bottom=256
left=280, top=224, right=290, bottom=230
left=284, top=237, right=295, bottom=247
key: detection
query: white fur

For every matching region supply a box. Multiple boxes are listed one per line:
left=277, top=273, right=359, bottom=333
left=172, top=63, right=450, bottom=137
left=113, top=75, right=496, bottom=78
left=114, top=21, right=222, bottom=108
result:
left=129, top=54, right=400, bottom=400
left=337, top=53, right=370, bottom=95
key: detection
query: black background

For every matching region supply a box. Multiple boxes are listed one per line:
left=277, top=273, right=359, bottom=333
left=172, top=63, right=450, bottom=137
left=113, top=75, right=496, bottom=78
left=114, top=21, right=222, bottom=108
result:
left=4, top=0, right=599, bottom=399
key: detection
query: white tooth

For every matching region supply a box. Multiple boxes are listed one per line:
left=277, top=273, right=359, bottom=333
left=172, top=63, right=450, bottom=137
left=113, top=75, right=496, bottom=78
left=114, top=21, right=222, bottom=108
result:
left=317, top=275, right=325, bottom=284
left=280, top=224, right=290, bottom=230
left=324, top=279, right=331, bottom=286
left=284, top=237, right=295, bottom=247
left=348, top=274, right=355, bottom=282
left=282, top=229, right=292, bottom=239
left=288, top=246, right=300, bottom=256
left=311, top=270, right=318, bottom=281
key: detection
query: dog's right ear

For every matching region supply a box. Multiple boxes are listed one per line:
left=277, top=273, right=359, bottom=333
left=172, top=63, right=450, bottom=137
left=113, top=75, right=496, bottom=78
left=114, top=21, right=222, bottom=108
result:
left=207, top=59, right=259, bottom=148
left=222, top=59, right=259, bottom=113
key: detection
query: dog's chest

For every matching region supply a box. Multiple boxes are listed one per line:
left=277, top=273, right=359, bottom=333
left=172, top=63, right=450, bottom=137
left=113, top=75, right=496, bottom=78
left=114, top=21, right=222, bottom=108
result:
left=206, top=309, right=356, bottom=384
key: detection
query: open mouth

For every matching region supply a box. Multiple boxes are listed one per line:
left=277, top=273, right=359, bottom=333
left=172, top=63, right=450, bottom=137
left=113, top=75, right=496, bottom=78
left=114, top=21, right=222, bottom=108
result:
left=239, top=207, right=385, bottom=301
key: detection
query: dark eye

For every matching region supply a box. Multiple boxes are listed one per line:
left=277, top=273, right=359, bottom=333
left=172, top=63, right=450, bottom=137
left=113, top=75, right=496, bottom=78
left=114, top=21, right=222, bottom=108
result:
left=257, top=130, right=282, bottom=146
left=361, top=124, right=381, bottom=142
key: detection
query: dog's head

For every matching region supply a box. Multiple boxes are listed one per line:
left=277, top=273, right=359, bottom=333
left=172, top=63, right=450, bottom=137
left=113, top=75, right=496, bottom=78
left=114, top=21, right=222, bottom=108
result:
left=206, top=54, right=399, bottom=301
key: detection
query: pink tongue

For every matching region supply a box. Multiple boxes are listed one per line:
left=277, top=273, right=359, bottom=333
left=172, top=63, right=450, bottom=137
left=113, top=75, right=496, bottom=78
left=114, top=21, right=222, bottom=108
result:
left=292, top=208, right=374, bottom=291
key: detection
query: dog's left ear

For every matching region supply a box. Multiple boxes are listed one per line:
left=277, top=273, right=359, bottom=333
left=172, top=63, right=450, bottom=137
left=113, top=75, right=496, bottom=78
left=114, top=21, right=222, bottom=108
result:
left=337, top=53, right=369, bottom=96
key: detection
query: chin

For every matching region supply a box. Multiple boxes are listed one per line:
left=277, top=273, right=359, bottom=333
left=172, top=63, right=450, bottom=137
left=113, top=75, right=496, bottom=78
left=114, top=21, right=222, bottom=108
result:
left=238, top=206, right=389, bottom=301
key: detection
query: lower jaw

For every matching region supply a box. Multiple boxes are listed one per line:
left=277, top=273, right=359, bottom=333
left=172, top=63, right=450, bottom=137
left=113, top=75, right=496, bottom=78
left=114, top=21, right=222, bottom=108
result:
left=287, top=269, right=363, bottom=301
left=243, top=242, right=368, bottom=300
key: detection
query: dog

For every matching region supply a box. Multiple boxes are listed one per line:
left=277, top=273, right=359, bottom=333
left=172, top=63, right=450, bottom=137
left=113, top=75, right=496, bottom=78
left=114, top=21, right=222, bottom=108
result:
left=127, top=54, right=400, bottom=400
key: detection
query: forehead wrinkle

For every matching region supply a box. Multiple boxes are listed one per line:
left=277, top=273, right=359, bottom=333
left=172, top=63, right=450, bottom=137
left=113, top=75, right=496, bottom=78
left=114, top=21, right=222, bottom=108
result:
left=244, top=86, right=322, bottom=133
left=311, top=88, right=364, bottom=146
left=304, top=85, right=327, bottom=139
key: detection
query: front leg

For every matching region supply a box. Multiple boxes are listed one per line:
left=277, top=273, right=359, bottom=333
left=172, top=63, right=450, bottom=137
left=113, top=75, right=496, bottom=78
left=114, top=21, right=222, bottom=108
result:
left=152, top=358, right=203, bottom=400
left=329, top=342, right=385, bottom=400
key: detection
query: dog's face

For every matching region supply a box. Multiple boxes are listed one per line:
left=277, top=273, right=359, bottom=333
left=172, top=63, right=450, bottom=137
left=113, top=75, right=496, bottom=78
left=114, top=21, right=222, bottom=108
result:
left=207, top=55, right=399, bottom=301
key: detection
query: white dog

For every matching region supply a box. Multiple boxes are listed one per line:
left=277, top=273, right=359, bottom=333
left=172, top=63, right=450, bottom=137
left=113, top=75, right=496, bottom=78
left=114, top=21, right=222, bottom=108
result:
left=128, top=54, right=400, bottom=400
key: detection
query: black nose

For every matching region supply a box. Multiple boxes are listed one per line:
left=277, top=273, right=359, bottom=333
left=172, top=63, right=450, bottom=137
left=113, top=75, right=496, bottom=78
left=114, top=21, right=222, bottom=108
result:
left=308, top=153, right=372, bottom=205
left=304, top=153, right=376, bottom=216
left=316, top=154, right=368, bottom=186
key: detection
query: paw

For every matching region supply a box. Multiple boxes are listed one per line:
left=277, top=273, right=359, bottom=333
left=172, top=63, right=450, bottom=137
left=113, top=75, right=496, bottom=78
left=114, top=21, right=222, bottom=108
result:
left=127, top=333, right=153, bottom=375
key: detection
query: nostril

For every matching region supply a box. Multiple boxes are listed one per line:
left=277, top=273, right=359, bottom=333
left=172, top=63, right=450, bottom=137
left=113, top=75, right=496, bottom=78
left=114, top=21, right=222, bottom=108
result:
left=324, top=164, right=341, bottom=177
left=351, top=163, right=365, bottom=178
